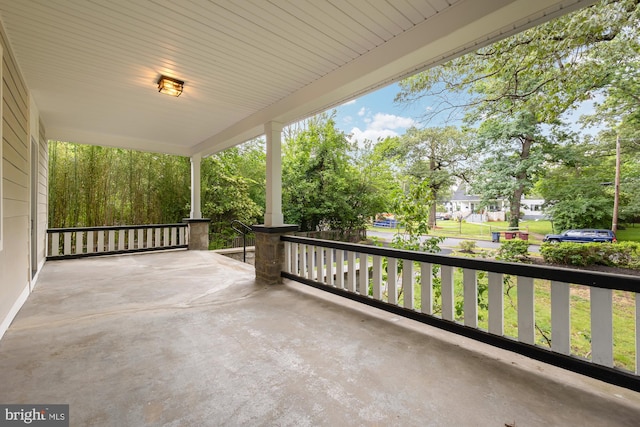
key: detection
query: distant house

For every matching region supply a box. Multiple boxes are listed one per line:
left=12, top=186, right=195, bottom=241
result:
left=446, top=184, right=546, bottom=221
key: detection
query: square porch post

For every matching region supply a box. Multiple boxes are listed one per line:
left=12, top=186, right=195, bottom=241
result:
left=185, top=154, right=210, bottom=250
left=253, top=121, right=298, bottom=284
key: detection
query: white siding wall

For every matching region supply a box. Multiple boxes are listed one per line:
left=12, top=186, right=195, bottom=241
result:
left=37, top=119, right=47, bottom=269
left=0, top=20, right=45, bottom=339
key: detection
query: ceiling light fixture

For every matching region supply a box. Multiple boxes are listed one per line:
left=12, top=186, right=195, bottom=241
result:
left=157, top=75, right=184, bottom=97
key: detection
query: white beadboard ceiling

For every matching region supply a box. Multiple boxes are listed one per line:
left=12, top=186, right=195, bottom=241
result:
left=0, top=0, right=594, bottom=157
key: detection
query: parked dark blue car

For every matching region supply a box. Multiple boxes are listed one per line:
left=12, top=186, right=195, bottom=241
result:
left=543, top=229, right=617, bottom=243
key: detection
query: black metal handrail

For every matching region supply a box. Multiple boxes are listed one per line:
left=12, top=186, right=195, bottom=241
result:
left=231, top=220, right=253, bottom=263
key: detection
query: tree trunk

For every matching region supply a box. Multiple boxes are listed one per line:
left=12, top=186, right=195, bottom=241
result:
left=428, top=153, right=437, bottom=229
left=429, top=191, right=437, bottom=229
left=509, top=136, right=534, bottom=228
left=509, top=189, right=523, bottom=228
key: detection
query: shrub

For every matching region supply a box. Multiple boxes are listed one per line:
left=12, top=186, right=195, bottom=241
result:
left=458, top=240, right=477, bottom=253
left=497, top=239, right=530, bottom=262
left=540, top=242, right=640, bottom=269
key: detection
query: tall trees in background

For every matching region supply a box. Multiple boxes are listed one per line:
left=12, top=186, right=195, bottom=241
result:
left=392, top=126, right=471, bottom=227
left=201, top=142, right=265, bottom=247
left=49, top=140, right=267, bottom=247
left=396, top=0, right=640, bottom=228
left=48, top=116, right=397, bottom=242
left=49, top=142, right=190, bottom=227
left=282, top=113, right=395, bottom=233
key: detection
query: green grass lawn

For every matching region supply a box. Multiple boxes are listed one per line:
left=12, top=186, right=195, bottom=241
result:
left=617, top=225, right=640, bottom=241
left=370, top=220, right=554, bottom=244
left=370, top=220, right=640, bottom=243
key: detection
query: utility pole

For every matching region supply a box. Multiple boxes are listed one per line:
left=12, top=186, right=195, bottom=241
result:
left=612, top=134, right=621, bottom=233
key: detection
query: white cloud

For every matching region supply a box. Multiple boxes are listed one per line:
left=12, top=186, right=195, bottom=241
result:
left=348, top=127, right=399, bottom=143
left=368, top=113, right=415, bottom=130
left=347, top=113, right=416, bottom=144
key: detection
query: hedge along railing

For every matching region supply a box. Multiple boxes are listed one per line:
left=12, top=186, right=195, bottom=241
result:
left=47, top=224, right=188, bottom=260
left=281, top=235, right=640, bottom=392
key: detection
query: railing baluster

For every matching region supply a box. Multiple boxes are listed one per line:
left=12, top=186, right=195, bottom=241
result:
left=291, top=242, right=299, bottom=275
left=117, top=230, right=125, bottom=250
left=170, top=227, right=177, bottom=246
left=128, top=229, right=135, bottom=249
left=518, top=276, right=535, bottom=345
left=299, top=244, right=307, bottom=277
left=441, top=265, right=454, bottom=321
left=86, top=231, right=94, bottom=254
left=336, top=249, right=345, bottom=289
left=463, top=268, right=478, bottom=328
left=421, top=262, right=433, bottom=315
left=163, top=227, right=169, bottom=247
left=50, top=232, right=60, bottom=257
left=63, top=232, right=72, bottom=255
left=98, top=231, right=105, bottom=252
left=359, top=254, right=369, bottom=296
left=155, top=228, right=161, bottom=249
left=75, top=230, right=83, bottom=255
left=591, top=287, right=613, bottom=367
left=327, top=247, right=335, bottom=287
left=372, top=255, right=382, bottom=300
left=147, top=228, right=153, bottom=248
left=307, top=245, right=315, bottom=281
left=316, top=246, right=324, bottom=283
left=488, top=272, right=504, bottom=335
left=347, top=251, right=356, bottom=292
left=137, top=229, right=144, bottom=248
left=387, top=258, right=398, bottom=305
left=284, top=241, right=291, bottom=274
left=107, top=230, right=114, bottom=251
left=403, top=260, right=414, bottom=310
left=551, top=281, right=570, bottom=355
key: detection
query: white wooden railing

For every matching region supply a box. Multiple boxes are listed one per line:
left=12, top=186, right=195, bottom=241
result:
left=281, top=235, right=640, bottom=392
left=47, top=224, right=188, bottom=259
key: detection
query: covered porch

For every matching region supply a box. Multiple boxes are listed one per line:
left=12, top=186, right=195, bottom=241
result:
left=1, top=250, right=639, bottom=425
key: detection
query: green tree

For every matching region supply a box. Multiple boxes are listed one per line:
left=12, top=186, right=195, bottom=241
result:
left=396, top=0, right=640, bottom=227
left=201, top=146, right=264, bottom=248
left=470, top=113, right=549, bottom=227
left=536, top=140, right=614, bottom=231
left=282, top=113, right=393, bottom=234
left=394, top=126, right=471, bottom=227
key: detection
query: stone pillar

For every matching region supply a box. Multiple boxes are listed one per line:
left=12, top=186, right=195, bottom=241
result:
left=252, top=225, right=298, bottom=284
left=184, top=218, right=210, bottom=250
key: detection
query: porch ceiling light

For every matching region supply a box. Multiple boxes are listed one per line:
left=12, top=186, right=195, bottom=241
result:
left=157, top=75, right=184, bottom=97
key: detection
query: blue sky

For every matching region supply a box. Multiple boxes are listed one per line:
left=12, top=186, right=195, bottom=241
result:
left=332, top=83, right=425, bottom=144
left=330, top=81, right=600, bottom=144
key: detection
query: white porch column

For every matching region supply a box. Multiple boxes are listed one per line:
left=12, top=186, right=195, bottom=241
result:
left=190, top=153, right=202, bottom=219
left=264, top=121, right=284, bottom=226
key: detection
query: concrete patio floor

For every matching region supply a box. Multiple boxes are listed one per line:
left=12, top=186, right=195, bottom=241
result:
left=1, top=250, right=640, bottom=426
